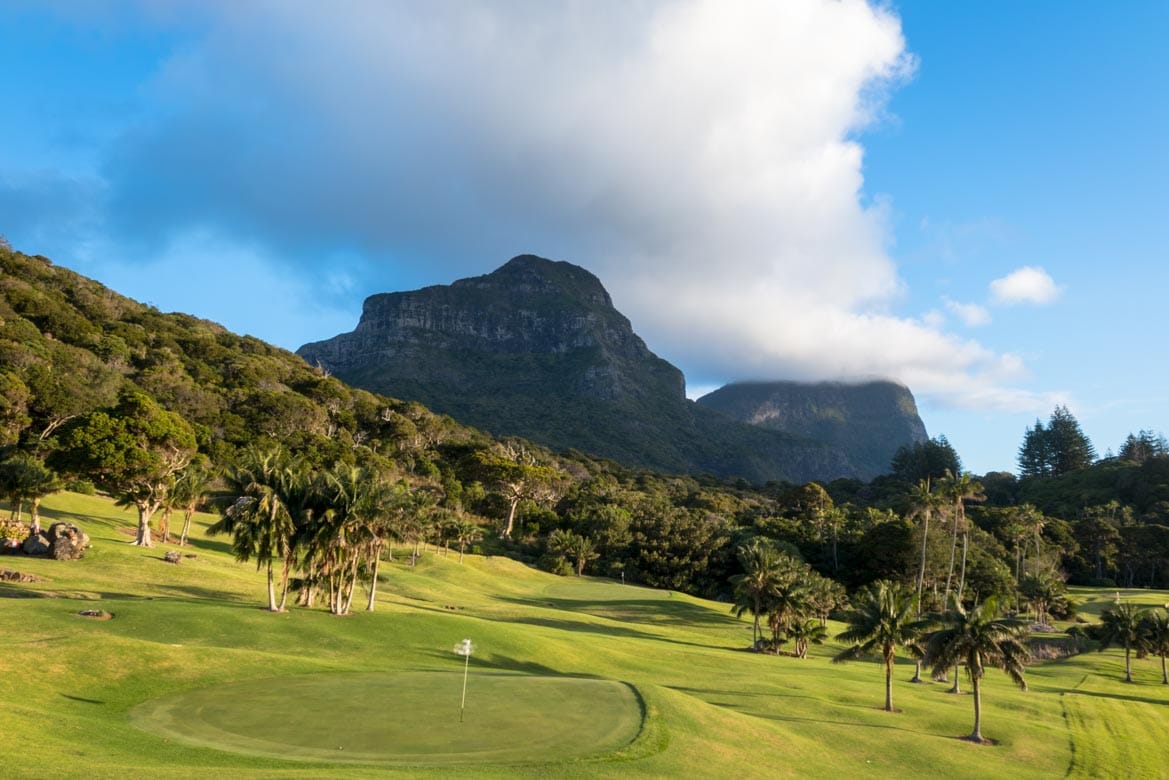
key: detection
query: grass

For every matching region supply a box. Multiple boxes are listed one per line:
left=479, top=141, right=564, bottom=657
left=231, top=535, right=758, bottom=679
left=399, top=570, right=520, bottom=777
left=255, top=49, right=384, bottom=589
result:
left=2, top=492, right=1169, bottom=777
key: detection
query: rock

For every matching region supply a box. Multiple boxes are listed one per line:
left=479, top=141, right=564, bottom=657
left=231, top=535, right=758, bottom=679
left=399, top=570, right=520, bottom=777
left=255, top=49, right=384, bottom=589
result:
left=1, top=537, right=23, bottom=554
left=0, top=569, right=46, bottom=583
left=297, top=255, right=862, bottom=483
left=164, top=550, right=182, bottom=564
left=47, top=524, right=89, bottom=561
left=22, top=533, right=50, bottom=556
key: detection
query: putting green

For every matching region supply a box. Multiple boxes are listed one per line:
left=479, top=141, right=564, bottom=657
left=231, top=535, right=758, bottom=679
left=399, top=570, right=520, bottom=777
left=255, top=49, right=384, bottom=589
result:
left=130, top=671, right=643, bottom=765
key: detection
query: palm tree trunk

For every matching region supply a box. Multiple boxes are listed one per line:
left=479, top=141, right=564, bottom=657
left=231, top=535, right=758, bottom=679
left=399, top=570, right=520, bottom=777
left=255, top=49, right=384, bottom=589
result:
left=884, top=657, right=894, bottom=712
left=179, top=509, right=194, bottom=546
left=277, top=554, right=292, bottom=611
left=1125, top=644, right=1133, bottom=682
left=367, top=542, right=382, bottom=611
left=1161, top=653, right=1167, bottom=684
left=916, top=513, right=929, bottom=604
left=159, top=507, right=172, bottom=544
left=944, top=513, right=958, bottom=600
left=969, top=674, right=983, bottom=741
left=949, top=663, right=961, bottom=694
left=30, top=497, right=41, bottom=535
left=911, top=660, right=923, bottom=683
left=266, top=561, right=278, bottom=611
left=752, top=597, right=761, bottom=650
left=957, top=532, right=969, bottom=601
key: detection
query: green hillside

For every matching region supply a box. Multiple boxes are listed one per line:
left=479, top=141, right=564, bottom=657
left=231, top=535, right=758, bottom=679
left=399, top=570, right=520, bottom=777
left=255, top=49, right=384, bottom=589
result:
left=2, top=491, right=1168, bottom=778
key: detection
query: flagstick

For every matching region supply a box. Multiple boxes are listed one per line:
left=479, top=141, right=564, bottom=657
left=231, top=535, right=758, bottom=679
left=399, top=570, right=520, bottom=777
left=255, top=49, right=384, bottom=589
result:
left=460, top=648, right=470, bottom=722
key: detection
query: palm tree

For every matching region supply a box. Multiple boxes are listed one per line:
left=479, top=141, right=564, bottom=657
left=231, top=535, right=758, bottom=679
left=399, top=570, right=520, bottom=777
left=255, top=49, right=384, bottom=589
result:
left=208, top=447, right=305, bottom=612
left=319, top=465, right=409, bottom=615
left=1140, top=610, right=1169, bottom=685
left=0, top=453, right=62, bottom=534
left=834, top=580, right=932, bottom=712
left=730, top=539, right=780, bottom=651
left=907, top=478, right=940, bottom=606
left=925, top=596, right=1030, bottom=743
left=450, top=517, right=483, bottom=564
left=1094, top=602, right=1150, bottom=683
left=907, top=478, right=942, bottom=682
left=940, top=471, right=985, bottom=603
left=764, top=559, right=811, bottom=652
left=169, top=458, right=213, bottom=547
left=787, top=618, right=828, bottom=659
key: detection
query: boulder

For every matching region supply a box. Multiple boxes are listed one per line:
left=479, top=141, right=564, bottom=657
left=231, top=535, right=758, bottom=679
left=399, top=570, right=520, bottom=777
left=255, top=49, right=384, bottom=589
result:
left=22, top=533, right=50, bottom=556
left=164, top=550, right=181, bottom=564
left=1, top=537, right=23, bottom=555
left=47, top=523, right=89, bottom=561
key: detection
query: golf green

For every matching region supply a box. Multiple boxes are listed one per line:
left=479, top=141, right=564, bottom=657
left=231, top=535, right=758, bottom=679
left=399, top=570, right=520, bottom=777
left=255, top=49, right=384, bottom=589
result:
left=130, top=671, right=644, bottom=765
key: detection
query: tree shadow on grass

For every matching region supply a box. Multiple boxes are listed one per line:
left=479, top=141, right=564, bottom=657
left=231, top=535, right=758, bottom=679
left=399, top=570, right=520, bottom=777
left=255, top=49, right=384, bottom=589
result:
left=150, top=583, right=253, bottom=603
left=496, top=594, right=739, bottom=629
left=1061, top=687, right=1169, bottom=708
left=415, top=647, right=568, bottom=677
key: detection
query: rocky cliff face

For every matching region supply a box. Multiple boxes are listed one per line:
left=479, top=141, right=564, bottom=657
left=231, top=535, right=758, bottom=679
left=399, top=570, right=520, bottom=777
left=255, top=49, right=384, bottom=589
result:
left=696, top=381, right=929, bottom=480
left=298, top=255, right=902, bottom=483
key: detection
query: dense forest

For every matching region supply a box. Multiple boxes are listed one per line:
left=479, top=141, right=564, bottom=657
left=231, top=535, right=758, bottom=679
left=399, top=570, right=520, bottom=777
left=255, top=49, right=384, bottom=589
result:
left=3, top=244, right=1169, bottom=635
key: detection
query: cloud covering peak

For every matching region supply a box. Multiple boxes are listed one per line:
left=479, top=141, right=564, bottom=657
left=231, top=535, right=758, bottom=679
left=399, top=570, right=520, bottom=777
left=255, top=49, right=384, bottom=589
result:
left=31, top=0, right=1056, bottom=413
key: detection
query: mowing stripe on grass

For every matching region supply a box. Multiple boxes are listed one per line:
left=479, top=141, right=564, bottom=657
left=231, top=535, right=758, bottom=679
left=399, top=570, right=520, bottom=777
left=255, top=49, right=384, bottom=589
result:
left=1063, top=692, right=1169, bottom=779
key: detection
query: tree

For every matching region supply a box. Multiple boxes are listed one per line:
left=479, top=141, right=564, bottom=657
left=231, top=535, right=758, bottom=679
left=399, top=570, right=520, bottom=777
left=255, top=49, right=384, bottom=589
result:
left=925, top=597, right=1031, bottom=743
left=1093, top=602, right=1150, bottom=683
left=474, top=443, right=562, bottom=539
left=450, top=516, right=483, bottom=564
left=548, top=529, right=598, bottom=576
left=55, top=391, right=197, bottom=546
left=940, top=471, right=985, bottom=603
left=0, top=453, right=61, bottom=533
left=1017, top=419, right=1052, bottom=479
left=1018, top=407, right=1095, bottom=479
left=787, top=618, right=828, bottom=659
left=1019, top=572, right=1066, bottom=627
left=730, top=538, right=780, bottom=650
left=1118, top=430, right=1168, bottom=464
left=209, top=447, right=305, bottom=612
left=317, top=464, right=412, bottom=614
left=1047, top=405, right=1095, bottom=475
left=907, top=478, right=942, bottom=606
left=834, top=580, right=932, bottom=712
left=1139, top=610, right=1169, bottom=685
left=889, top=436, right=961, bottom=484
left=170, top=457, right=213, bottom=547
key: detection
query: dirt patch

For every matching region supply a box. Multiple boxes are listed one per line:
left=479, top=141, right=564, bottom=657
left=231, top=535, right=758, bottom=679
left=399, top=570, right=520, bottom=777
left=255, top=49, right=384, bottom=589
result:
left=78, top=609, right=114, bottom=620
left=0, top=569, right=47, bottom=583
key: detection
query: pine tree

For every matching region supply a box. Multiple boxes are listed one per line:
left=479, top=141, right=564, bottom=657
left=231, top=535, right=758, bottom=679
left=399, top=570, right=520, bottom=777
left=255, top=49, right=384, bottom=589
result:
left=1046, top=406, right=1095, bottom=475
left=1017, top=407, right=1095, bottom=479
left=1017, top=420, right=1052, bottom=478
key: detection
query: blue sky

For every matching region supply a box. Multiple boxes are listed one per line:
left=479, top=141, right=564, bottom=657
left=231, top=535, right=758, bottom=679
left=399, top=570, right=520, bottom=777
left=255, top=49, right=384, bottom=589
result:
left=1, top=1, right=1166, bottom=475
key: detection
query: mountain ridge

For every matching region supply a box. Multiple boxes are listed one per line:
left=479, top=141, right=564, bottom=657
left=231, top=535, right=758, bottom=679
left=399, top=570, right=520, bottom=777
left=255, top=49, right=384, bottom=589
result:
left=298, top=255, right=927, bottom=483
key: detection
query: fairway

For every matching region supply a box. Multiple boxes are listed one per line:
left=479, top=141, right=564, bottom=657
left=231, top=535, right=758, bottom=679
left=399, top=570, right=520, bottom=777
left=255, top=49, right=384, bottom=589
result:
left=130, top=671, right=643, bottom=765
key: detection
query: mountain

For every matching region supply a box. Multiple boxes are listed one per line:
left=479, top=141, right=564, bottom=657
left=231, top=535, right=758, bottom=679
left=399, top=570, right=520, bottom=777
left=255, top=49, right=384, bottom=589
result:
left=696, top=381, right=928, bottom=480
left=299, top=255, right=921, bottom=483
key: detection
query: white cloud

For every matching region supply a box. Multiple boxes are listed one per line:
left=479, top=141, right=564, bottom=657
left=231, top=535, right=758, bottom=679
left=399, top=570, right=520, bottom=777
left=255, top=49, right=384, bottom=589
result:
left=39, top=0, right=1053, bottom=412
left=944, top=297, right=991, bottom=327
left=989, top=266, right=1062, bottom=305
